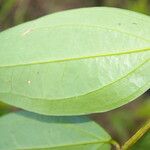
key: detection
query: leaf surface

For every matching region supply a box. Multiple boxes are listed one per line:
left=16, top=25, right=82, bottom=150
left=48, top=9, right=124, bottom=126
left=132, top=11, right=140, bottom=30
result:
left=0, top=111, right=111, bottom=150
left=0, top=7, right=150, bottom=115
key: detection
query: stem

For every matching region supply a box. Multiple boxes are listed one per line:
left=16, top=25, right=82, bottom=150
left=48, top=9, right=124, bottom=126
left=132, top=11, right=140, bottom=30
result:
left=110, top=139, right=121, bottom=150
left=121, top=119, right=150, bottom=150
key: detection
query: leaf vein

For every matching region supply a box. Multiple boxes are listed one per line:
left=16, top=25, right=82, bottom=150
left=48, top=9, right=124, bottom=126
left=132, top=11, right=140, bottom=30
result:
left=0, top=47, right=149, bottom=68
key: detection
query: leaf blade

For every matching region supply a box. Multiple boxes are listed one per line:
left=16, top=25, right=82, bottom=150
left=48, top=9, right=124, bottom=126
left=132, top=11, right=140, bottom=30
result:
left=0, top=111, right=111, bottom=150
left=0, top=7, right=150, bottom=115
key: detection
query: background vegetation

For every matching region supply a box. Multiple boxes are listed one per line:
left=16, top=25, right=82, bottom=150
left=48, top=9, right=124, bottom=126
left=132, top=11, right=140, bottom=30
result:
left=0, top=0, right=150, bottom=145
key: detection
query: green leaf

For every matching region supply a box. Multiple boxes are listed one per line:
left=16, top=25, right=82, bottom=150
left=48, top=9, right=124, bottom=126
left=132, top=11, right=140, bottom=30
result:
left=0, top=7, right=150, bottom=115
left=0, top=111, right=111, bottom=150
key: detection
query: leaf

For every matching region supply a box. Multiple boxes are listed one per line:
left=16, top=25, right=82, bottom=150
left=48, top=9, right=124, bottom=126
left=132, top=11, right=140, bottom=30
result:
left=0, top=7, right=150, bottom=115
left=0, top=111, right=111, bottom=150
left=131, top=131, right=150, bottom=150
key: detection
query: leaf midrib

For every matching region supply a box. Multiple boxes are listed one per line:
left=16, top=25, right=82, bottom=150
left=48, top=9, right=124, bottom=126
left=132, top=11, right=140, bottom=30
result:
left=0, top=47, right=149, bottom=68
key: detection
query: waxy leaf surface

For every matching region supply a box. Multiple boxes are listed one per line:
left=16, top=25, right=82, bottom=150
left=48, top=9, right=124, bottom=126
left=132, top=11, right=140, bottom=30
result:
left=0, top=111, right=111, bottom=150
left=0, top=7, right=150, bottom=115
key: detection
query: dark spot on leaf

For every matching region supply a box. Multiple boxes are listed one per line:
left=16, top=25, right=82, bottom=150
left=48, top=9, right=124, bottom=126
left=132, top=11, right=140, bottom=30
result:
left=132, top=22, right=137, bottom=25
left=118, top=23, right=121, bottom=26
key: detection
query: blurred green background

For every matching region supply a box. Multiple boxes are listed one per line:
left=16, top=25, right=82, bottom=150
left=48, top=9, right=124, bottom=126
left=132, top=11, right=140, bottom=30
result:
left=0, top=0, right=150, bottom=30
left=0, top=0, right=150, bottom=146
